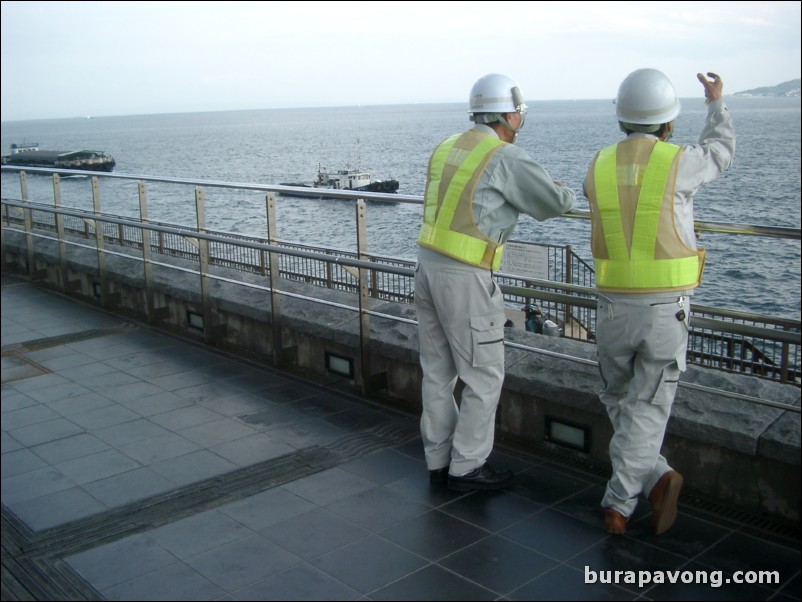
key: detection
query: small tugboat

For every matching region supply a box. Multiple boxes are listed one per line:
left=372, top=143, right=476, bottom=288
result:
left=280, top=165, right=399, bottom=199
left=1, top=143, right=116, bottom=173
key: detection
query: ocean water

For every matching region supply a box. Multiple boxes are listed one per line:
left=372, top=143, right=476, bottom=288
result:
left=2, top=97, right=800, bottom=319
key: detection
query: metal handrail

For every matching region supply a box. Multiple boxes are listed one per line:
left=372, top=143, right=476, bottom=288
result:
left=2, top=167, right=800, bottom=401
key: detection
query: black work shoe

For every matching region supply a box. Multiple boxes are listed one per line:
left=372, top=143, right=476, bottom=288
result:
left=447, top=463, right=514, bottom=492
left=429, top=467, right=448, bottom=484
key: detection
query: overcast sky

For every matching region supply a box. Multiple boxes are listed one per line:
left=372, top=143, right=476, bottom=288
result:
left=1, top=0, right=800, bottom=122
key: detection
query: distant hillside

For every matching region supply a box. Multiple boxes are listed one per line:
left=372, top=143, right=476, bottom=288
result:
left=733, top=79, right=800, bottom=97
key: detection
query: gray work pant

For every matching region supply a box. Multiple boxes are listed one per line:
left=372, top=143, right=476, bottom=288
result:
left=596, top=294, right=689, bottom=517
left=414, top=259, right=506, bottom=477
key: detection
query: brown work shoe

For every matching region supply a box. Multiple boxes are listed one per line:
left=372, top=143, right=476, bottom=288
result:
left=604, top=508, right=628, bottom=535
left=648, top=470, right=683, bottom=535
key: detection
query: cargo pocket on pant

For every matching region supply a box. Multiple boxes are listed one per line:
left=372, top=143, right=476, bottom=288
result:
left=469, top=313, right=504, bottom=367
left=650, top=362, right=683, bottom=406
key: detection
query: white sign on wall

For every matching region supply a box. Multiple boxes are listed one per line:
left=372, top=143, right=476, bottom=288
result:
left=500, top=241, right=549, bottom=279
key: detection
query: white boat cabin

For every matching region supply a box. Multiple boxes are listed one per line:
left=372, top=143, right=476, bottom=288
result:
left=314, top=168, right=372, bottom=190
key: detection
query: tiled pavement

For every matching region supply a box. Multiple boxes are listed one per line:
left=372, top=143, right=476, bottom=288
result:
left=2, top=273, right=800, bottom=601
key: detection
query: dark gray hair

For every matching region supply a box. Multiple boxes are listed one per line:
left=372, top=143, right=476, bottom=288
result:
left=470, top=112, right=502, bottom=124
left=619, top=121, right=662, bottom=134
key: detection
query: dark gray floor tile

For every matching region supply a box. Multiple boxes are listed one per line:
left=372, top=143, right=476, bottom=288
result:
left=644, top=561, right=778, bottom=601
left=261, top=507, right=370, bottom=560
left=80, top=371, right=145, bottom=393
left=81, top=466, right=177, bottom=507
left=210, top=432, right=295, bottom=466
left=184, top=533, right=300, bottom=591
left=286, top=392, right=361, bottom=418
left=30, top=433, right=112, bottom=464
left=66, top=533, right=180, bottom=590
left=225, top=371, right=297, bottom=395
left=220, top=487, right=318, bottom=531
left=176, top=416, right=260, bottom=447
left=99, top=379, right=167, bottom=404
left=149, top=509, right=254, bottom=559
left=68, top=403, right=141, bottom=430
left=508, top=564, right=637, bottom=601
left=324, top=486, right=431, bottom=532
left=323, top=405, right=397, bottom=431
left=150, top=449, right=239, bottom=486
left=623, top=511, right=733, bottom=558
left=339, top=448, right=424, bottom=485
left=148, top=405, right=225, bottom=431
left=263, top=415, right=350, bottom=448
left=1, top=430, right=24, bottom=453
left=439, top=534, right=560, bottom=594
left=311, top=534, right=428, bottom=594
left=694, top=532, right=801, bottom=591
left=4, top=372, right=70, bottom=393
left=25, top=381, right=94, bottom=404
left=233, top=563, right=360, bottom=601
left=197, top=392, right=268, bottom=417
left=383, top=471, right=469, bottom=508
left=440, top=488, right=542, bottom=532
left=777, top=571, right=801, bottom=600
left=370, top=563, right=498, bottom=600
left=6, top=417, right=84, bottom=447
left=54, top=448, right=141, bottom=485
left=381, top=508, right=490, bottom=560
left=93, top=417, right=173, bottom=447
left=45, top=391, right=116, bottom=417
left=37, top=352, right=98, bottom=372
left=7, top=485, right=109, bottom=531
left=150, top=369, right=217, bottom=392
left=254, top=380, right=322, bottom=404
left=236, top=405, right=308, bottom=431
left=568, top=536, right=689, bottom=595
left=175, top=380, right=261, bottom=405
left=119, top=432, right=202, bottom=465
left=51, top=360, right=119, bottom=381
left=102, top=560, right=225, bottom=601
left=2, top=403, right=61, bottom=430
left=511, top=463, right=597, bottom=506
left=499, top=507, right=608, bottom=560
left=2, top=447, right=49, bottom=477
left=283, top=467, right=377, bottom=506
left=1, top=388, right=38, bottom=412
left=119, top=390, right=194, bottom=416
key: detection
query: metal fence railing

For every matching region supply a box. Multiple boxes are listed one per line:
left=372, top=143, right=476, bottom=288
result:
left=2, top=166, right=800, bottom=391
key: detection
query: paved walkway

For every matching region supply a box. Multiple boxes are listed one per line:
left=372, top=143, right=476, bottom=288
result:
left=2, top=274, right=800, bottom=601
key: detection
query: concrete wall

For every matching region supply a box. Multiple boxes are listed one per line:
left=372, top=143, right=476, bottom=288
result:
left=2, top=230, right=800, bottom=526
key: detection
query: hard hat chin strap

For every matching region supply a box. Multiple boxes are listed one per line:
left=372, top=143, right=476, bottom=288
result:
left=498, top=111, right=525, bottom=142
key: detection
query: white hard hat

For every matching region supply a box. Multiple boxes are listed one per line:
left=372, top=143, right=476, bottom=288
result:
left=615, top=68, right=681, bottom=125
left=469, top=74, right=527, bottom=116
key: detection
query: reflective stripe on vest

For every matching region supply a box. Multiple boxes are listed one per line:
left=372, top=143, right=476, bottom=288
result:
left=417, top=132, right=506, bottom=270
left=593, top=141, right=702, bottom=290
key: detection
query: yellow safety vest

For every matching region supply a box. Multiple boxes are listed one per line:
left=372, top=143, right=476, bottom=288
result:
left=417, top=130, right=506, bottom=270
left=587, top=139, right=706, bottom=293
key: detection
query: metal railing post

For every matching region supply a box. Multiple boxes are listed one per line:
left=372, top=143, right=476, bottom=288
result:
left=138, top=180, right=160, bottom=322
left=195, top=186, right=215, bottom=341
left=19, top=171, right=36, bottom=276
left=356, top=199, right=385, bottom=394
left=52, top=174, right=70, bottom=291
left=91, top=176, right=111, bottom=305
left=266, top=192, right=288, bottom=366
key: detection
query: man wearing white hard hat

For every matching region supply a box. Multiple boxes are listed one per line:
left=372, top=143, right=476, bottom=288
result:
left=584, top=69, right=735, bottom=535
left=415, top=74, right=576, bottom=492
